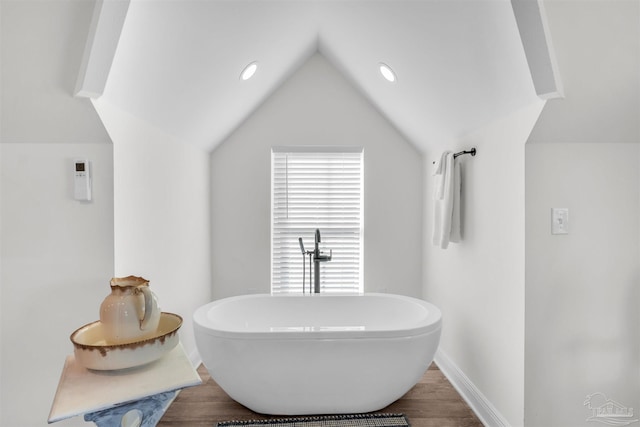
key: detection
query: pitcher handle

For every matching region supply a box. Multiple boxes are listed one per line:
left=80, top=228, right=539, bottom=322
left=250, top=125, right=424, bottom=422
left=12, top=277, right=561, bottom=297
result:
left=136, top=286, right=155, bottom=331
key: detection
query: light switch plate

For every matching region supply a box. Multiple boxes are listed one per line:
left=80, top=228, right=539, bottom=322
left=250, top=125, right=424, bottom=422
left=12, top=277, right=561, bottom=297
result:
left=551, top=208, right=569, bottom=235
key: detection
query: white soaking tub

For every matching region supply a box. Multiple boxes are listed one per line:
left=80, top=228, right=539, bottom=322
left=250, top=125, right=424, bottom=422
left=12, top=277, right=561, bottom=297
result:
left=193, top=293, right=442, bottom=415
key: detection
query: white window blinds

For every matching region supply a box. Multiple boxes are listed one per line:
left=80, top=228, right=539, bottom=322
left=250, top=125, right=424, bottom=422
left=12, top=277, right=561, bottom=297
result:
left=271, top=147, right=364, bottom=294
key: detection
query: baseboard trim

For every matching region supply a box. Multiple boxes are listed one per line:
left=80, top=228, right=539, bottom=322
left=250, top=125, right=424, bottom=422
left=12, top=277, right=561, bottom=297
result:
left=434, top=349, right=512, bottom=427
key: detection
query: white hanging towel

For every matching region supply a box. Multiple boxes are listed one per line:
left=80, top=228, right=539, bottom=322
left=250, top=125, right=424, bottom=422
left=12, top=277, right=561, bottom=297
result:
left=432, top=151, right=461, bottom=249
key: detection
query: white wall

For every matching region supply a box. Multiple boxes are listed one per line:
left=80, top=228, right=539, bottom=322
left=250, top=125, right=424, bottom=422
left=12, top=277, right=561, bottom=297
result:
left=523, top=1, right=639, bottom=426
left=93, top=98, right=212, bottom=362
left=1, top=143, right=114, bottom=427
left=1, top=1, right=115, bottom=425
left=210, top=53, right=423, bottom=299
left=525, top=143, right=639, bottom=427
left=423, top=101, right=545, bottom=427
left=425, top=2, right=639, bottom=426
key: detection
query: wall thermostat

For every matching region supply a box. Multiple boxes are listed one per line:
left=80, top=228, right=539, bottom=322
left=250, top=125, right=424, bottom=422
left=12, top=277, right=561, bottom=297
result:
left=73, top=158, right=92, bottom=201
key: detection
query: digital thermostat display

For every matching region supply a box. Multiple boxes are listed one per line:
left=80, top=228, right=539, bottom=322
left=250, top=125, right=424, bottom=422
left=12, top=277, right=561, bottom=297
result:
left=73, top=159, right=91, bottom=201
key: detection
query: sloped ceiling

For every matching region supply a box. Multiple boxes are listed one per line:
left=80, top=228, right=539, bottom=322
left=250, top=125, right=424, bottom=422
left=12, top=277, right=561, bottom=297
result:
left=0, top=0, right=112, bottom=144
left=84, top=0, right=553, bottom=153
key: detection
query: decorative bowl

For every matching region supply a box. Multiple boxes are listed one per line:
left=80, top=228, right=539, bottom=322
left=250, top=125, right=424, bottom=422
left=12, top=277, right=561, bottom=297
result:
left=70, top=312, right=182, bottom=371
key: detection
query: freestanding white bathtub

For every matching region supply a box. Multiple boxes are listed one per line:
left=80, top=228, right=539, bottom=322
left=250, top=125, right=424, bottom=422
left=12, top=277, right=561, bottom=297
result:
left=193, top=293, right=442, bottom=415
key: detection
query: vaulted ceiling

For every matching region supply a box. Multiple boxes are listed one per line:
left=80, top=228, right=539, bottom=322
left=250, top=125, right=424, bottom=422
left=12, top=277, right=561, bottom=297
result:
left=78, top=0, right=559, bottom=153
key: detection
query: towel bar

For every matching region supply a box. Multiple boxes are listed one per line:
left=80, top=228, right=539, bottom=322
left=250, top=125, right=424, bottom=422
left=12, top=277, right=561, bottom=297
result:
left=433, top=148, right=477, bottom=164
left=453, top=148, right=476, bottom=159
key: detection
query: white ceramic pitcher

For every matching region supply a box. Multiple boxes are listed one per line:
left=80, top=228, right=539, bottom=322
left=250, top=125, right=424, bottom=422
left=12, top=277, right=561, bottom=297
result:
left=99, top=275, right=160, bottom=344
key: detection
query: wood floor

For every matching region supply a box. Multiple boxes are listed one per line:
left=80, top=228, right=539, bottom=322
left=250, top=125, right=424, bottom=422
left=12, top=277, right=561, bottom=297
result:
left=158, top=364, right=483, bottom=427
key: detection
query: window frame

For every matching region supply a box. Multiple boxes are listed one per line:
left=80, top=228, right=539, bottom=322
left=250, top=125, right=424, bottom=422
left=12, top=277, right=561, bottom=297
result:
left=270, top=146, right=364, bottom=294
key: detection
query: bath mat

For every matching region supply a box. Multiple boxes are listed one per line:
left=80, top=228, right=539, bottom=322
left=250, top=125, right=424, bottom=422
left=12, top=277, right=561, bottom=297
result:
left=216, top=413, right=410, bottom=427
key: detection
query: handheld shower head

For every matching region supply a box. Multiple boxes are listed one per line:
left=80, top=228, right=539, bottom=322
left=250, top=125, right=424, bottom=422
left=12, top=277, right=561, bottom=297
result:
left=298, top=237, right=306, bottom=255
left=315, top=229, right=321, bottom=244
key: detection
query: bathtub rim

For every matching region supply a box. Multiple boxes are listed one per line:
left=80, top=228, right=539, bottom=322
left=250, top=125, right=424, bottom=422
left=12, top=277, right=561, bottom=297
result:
left=193, top=292, right=442, bottom=340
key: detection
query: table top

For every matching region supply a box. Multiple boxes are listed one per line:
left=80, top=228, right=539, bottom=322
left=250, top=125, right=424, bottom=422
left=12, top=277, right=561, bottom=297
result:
left=48, top=342, right=202, bottom=423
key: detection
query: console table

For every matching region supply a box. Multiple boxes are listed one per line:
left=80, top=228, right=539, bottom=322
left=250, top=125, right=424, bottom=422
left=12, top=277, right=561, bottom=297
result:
left=48, top=342, right=202, bottom=426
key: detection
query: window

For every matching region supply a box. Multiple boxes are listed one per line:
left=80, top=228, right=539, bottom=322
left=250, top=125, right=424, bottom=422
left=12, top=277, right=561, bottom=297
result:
left=271, top=147, right=364, bottom=294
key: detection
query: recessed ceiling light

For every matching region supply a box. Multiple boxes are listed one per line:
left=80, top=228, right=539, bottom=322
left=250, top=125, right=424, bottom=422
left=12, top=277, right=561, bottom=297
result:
left=240, top=62, right=258, bottom=81
left=379, top=63, right=396, bottom=83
